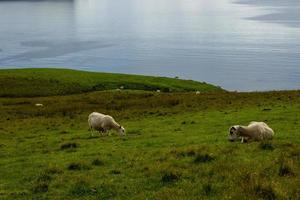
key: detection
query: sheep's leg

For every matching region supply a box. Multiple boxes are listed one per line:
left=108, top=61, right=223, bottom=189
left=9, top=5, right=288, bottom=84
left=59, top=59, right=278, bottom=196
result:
left=90, top=127, right=94, bottom=137
left=99, top=130, right=104, bottom=137
left=98, top=128, right=107, bottom=137
left=96, top=127, right=104, bottom=136
left=103, top=129, right=109, bottom=136
left=241, top=137, right=244, bottom=143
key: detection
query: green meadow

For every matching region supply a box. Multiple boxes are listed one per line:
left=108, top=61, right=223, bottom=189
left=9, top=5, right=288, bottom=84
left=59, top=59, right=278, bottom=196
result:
left=0, top=68, right=223, bottom=97
left=0, top=69, right=299, bottom=199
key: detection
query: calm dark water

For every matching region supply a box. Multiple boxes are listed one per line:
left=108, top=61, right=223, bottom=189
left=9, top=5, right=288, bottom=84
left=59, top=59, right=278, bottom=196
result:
left=0, top=0, right=300, bottom=91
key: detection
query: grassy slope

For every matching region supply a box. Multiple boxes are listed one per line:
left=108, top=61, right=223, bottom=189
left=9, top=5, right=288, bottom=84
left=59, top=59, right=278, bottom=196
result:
left=0, top=68, right=223, bottom=97
left=0, top=90, right=300, bottom=199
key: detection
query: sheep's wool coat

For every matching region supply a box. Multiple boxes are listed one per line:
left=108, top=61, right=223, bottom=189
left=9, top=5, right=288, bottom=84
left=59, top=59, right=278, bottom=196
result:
left=88, top=112, right=120, bottom=131
left=242, top=122, right=274, bottom=141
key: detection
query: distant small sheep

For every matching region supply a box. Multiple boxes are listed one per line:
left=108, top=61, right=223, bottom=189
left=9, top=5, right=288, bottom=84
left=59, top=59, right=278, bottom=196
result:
left=120, top=86, right=124, bottom=90
left=228, top=121, right=274, bottom=143
left=88, top=112, right=125, bottom=136
left=156, top=90, right=161, bottom=93
left=195, top=91, right=201, bottom=95
left=35, top=103, right=44, bottom=107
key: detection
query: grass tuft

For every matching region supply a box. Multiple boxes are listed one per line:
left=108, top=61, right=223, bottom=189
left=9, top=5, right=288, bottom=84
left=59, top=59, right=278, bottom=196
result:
left=59, top=130, right=69, bottom=134
left=36, top=173, right=51, bottom=183
left=254, top=185, right=276, bottom=200
left=95, top=184, right=117, bottom=199
left=194, top=154, right=215, bottom=163
left=176, top=149, right=196, bottom=157
left=44, top=166, right=63, bottom=175
left=70, top=180, right=93, bottom=197
left=32, top=182, right=49, bottom=194
left=67, top=162, right=91, bottom=171
left=110, top=169, right=121, bottom=174
left=92, top=158, right=104, bottom=166
left=32, top=172, right=52, bottom=194
left=60, top=142, right=78, bottom=150
left=202, top=183, right=213, bottom=195
left=161, top=171, right=180, bottom=183
left=259, top=142, right=275, bottom=151
left=278, top=162, right=294, bottom=177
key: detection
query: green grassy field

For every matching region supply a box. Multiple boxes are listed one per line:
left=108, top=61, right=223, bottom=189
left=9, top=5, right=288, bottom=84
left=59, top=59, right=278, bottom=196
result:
left=0, top=68, right=223, bottom=97
left=0, top=69, right=299, bottom=200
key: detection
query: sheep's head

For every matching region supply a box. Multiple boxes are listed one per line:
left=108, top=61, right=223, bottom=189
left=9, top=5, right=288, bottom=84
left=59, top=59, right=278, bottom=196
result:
left=228, top=125, right=240, bottom=142
left=118, top=126, right=126, bottom=136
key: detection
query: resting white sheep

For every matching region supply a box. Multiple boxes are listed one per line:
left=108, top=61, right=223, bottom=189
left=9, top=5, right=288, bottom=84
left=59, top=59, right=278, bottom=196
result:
left=88, top=112, right=126, bottom=136
left=228, top=121, right=274, bottom=143
left=35, top=103, right=44, bottom=107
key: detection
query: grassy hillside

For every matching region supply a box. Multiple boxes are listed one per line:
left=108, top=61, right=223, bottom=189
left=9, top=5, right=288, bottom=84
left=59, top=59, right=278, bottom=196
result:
left=0, top=90, right=300, bottom=199
left=0, top=68, right=224, bottom=97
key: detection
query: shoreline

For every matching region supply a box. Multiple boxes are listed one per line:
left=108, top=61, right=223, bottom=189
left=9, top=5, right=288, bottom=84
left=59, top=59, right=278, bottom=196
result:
left=1, top=67, right=299, bottom=96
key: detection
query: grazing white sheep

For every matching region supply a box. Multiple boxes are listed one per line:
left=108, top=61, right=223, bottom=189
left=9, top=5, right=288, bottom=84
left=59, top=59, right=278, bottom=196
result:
left=228, top=122, right=274, bottom=143
left=195, top=91, right=201, bottom=95
left=88, top=112, right=125, bottom=136
left=35, top=103, right=44, bottom=107
left=156, top=90, right=161, bottom=93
